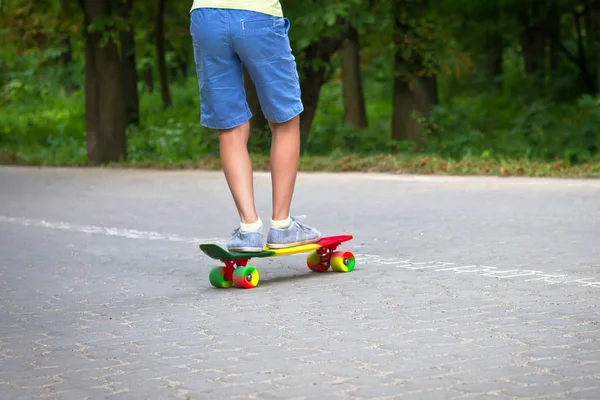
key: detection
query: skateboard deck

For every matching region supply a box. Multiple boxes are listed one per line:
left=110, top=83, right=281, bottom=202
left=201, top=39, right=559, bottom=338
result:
left=199, top=235, right=355, bottom=289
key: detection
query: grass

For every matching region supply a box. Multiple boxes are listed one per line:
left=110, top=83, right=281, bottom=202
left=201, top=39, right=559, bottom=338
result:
left=3, top=150, right=598, bottom=178
left=1, top=64, right=600, bottom=178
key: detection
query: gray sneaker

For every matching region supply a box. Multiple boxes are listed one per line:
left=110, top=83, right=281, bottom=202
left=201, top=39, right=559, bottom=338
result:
left=226, top=227, right=264, bottom=252
left=266, top=216, right=321, bottom=249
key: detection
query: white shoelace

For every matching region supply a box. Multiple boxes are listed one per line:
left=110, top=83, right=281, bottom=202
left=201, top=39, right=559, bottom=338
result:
left=290, top=216, right=314, bottom=233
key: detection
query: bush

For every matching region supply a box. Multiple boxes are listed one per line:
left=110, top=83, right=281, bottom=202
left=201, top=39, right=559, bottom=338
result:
left=1, top=60, right=599, bottom=168
left=420, top=93, right=600, bottom=163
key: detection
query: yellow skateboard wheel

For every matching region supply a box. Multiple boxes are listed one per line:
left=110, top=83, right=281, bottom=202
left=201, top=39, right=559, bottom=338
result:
left=330, top=251, right=355, bottom=272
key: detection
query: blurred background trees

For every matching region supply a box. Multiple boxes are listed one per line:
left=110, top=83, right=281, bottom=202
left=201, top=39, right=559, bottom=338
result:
left=1, top=0, right=599, bottom=167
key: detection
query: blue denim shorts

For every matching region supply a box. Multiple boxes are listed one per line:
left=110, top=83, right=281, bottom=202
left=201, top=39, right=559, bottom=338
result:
left=189, top=8, right=303, bottom=130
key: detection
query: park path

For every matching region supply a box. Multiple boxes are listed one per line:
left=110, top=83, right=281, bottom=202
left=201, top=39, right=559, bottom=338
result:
left=1, top=166, right=599, bottom=399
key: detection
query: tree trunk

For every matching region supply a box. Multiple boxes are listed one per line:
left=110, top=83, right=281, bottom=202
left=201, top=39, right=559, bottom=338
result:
left=143, top=29, right=154, bottom=93
left=572, top=9, right=596, bottom=92
left=547, top=0, right=560, bottom=75
left=299, top=65, right=328, bottom=149
left=552, top=6, right=595, bottom=93
left=156, top=0, right=172, bottom=108
left=60, top=35, right=73, bottom=68
left=60, top=0, right=72, bottom=68
left=597, top=0, right=600, bottom=94
left=298, top=28, right=347, bottom=151
left=415, top=75, right=438, bottom=118
left=391, top=74, right=437, bottom=148
left=341, top=24, right=367, bottom=128
left=519, top=4, right=546, bottom=78
left=179, top=60, right=189, bottom=77
left=391, top=8, right=431, bottom=149
left=482, top=33, right=503, bottom=85
left=392, top=76, right=422, bottom=146
left=243, top=66, right=268, bottom=135
left=120, top=0, right=139, bottom=126
left=585, top=3, right=595, bottom=56
left=80, top=0, right=127, bottom=165
left=143, top=65, right=154, bottom=92
left=521, top=30, right=545, bottom=76
left=61, top=0, right=79, bottom=93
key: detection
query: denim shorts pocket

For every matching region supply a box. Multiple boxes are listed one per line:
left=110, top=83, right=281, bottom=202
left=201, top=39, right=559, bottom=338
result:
left=242, top=17, right=291, bottom=62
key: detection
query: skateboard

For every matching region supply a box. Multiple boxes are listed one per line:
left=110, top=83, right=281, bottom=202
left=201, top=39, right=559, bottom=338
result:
left=199, top=235, right=355, bottom=289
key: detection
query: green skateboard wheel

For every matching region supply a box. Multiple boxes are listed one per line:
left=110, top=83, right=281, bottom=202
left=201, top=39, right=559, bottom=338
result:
left=330, top=251, right=355, bottom=272
left=209, top=267, right=233, bottom=288
left=232, top=266, right=259, bottom=288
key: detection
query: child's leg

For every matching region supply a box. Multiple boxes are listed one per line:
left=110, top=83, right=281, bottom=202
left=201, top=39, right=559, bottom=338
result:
left=268, top=116, right=300, bottom=221
left=233, top=14, right=304, bottom=224
left=219, top=121, right=259, bottom=225
left=190, top=8, right=263, bottom=251
left=232, top=12, right=321, bottom=248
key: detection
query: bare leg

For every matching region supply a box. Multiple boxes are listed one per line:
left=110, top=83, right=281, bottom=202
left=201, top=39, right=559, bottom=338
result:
left=219, top=121, right=259, bottom=224
left=269, top=115, right=300, bottom=221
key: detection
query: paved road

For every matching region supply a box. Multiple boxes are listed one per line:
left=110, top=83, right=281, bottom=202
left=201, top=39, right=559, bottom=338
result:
left=1, top=166, right=599, bottom=400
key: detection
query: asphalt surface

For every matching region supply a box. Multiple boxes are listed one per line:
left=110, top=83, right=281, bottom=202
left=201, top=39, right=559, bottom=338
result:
left=1, top=166, right=599, bottom=400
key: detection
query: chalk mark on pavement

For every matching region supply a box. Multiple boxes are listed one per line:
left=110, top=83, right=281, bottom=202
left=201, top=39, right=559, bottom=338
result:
left=1, top=215, right=598, bottom=289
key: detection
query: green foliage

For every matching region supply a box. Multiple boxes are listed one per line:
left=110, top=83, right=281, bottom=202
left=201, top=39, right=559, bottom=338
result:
left=125, top=81, right=219, bottom=163
left=420, top=94, right=600, bottom=164
left=0, top=81, right=86, bottom=165
left=3, top=67, right=599, bottom=170
left=283, top=0, right=361, bottom=50
left=1, top=0, right=599, bottom=176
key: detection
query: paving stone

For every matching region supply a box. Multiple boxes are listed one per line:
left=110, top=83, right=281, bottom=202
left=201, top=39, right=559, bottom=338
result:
left=499, top=382, right=567, bottom=397
left=551, top=364, right=600, bottom=379
left=568, top=388, right=600, bottom=400
left=528, top=358, right=582, bottom=370
left=346, top=384, right=408, bottom=398
left=1, top=168, right=600, bottom=399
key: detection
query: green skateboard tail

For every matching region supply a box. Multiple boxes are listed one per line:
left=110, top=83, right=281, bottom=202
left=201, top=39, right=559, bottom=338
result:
left=199, top=244, right=275, bottom=261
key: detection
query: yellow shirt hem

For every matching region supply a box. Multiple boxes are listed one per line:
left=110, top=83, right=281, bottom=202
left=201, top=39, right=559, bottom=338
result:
left=190, top=1, right=283, bottom=17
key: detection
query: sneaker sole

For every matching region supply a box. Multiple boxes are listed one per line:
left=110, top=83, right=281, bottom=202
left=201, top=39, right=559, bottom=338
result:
left=227, top=247, right=264, bottom=253
left=266, top=236, right=321, bottom=249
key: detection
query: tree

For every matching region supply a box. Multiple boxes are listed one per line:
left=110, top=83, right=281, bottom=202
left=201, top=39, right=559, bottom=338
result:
left=281, top=0, right=355, bottom=150
left=597, top=0, right=600, bottom=94
left=391, top=0, right=439, bottom=148
left=79, top=0, right=127, bottom=165
left=120, top=0, right=139, bottom=126
left=298, top=28, right=348, bottom=149
left=60, top=0, right=73, bottom=68
left=342, top=22, right=368, bottom=128
left=156, top=0, right=172, bottom=109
